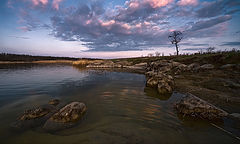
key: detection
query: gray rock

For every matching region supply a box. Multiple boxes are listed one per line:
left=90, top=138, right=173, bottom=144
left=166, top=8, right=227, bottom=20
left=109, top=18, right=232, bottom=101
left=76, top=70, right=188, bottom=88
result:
left=126, top=62, right=147, bottom=70
left=220, top=64, right=236, bottom=69
left=200, top=64, right=214, bottom=70
left=43, top=102, right=87, bottom=132
left=187, top=63, right=200, bottom=71
left=229, top=113, right=240, bottom=121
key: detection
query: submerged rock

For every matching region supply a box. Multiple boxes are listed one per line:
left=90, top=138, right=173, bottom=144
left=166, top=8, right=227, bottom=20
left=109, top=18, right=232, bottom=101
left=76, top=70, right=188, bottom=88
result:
left=175, top=93, right=228, bottom=120
left=48, top=99, right=60, bottom=106
left=43, top=102, right=87, bottom=132
left=11, top=104, right=56, bottom=130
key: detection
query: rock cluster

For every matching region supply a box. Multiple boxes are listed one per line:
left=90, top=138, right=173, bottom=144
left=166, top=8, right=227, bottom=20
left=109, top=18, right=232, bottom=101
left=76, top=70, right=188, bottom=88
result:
left=145, top=60, right=218, bottom=94
left=11, top=100, right=87, bottom=132
left=145, top=60, right=185, bottom=94
left=175, top=93, right=228, bottom=120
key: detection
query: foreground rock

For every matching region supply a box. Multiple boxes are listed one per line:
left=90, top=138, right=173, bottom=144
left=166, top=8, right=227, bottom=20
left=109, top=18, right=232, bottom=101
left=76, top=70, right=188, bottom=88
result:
left=11, top=104, right=56, bottom=129
left=43, top=102, right=87, bottom=132
left=175, top=93, right=228, bottom=120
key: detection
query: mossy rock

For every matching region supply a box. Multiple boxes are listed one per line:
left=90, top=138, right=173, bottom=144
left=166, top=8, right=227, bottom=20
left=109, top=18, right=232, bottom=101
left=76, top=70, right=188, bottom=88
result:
left=43, top=102, right=87, bottom=132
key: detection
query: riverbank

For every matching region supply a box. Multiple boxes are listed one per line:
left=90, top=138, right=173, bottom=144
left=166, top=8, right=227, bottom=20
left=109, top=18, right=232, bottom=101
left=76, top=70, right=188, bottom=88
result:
left=72, top=51, right=240, bottom=115
left=1, top=51, right=240, bottom=114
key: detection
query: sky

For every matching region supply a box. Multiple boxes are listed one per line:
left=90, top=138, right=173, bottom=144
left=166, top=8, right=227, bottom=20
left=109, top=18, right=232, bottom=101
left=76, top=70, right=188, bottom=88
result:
left=0, top=0, right=240, bottom=58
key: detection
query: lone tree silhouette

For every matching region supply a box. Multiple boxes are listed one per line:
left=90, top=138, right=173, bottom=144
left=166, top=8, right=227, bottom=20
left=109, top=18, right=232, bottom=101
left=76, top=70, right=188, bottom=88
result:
left=168, top=31, right=183, bottom=55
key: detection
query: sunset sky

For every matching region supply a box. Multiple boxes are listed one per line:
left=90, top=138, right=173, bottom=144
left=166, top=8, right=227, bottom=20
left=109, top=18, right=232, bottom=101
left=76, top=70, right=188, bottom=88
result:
left=0, top=0, right=240, bottom=58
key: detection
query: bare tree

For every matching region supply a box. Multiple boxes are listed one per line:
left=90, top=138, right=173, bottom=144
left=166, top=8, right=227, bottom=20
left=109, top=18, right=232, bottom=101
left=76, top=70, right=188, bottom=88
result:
left=168, top=31, right=183, bottom=55
left=206, top=47, right=215, bottom=53
left=155, top=51, right=160, bottom=57
left=148, top=53, right=154, bottom=57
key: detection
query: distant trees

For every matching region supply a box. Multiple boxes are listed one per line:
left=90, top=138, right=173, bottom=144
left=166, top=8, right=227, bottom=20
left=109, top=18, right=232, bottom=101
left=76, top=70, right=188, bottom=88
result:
left=147, top=53, right=154, bottom=57
left=206, top=47, right=215, bottom=53
left=155, top=51, right=161, bottom=57
left=168, top=31, right=183, bottom=56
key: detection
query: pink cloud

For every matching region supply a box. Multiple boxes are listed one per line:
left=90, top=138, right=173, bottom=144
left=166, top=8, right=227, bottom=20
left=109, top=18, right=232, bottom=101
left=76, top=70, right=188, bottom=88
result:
left=177, top=0, right=198, bottom=6
left=100, top=20, right=116, bottom=27
left=125, top=0, right=173, bottom=10
left=52, top=0, right=64, bottom=10
left=17, top=26, right=31, bottom=32
left=31, top=0, right=48, bottom=6
left=146, top=0, right=174, bottom=8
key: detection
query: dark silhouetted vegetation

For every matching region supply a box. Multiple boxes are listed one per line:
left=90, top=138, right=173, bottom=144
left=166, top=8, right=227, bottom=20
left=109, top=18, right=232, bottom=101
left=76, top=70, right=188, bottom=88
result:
left=0, top=53, right=97, bottom=62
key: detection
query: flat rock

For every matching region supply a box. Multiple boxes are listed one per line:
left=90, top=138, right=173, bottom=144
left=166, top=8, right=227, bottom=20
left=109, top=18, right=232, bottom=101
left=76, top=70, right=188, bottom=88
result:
left=229, top=113, right=240, bottom=121
left=175, top=93, right=228, bottom=120
left=220, top=64, right=236, bottom=69
left=200, top=64, right=214, bottom=70
left=187, top=63, right=200, bottom=71
left=43, top=102, right=87, bottom=132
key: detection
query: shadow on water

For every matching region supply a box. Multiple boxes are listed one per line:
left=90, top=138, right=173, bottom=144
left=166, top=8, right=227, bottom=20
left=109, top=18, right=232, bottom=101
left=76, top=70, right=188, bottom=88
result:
left=144, top=87, right=172, bottom=101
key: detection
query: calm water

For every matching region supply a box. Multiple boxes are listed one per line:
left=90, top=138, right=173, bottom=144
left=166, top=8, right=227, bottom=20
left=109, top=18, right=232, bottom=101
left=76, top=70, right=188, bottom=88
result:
left=0, top=65, right=239, bottom=144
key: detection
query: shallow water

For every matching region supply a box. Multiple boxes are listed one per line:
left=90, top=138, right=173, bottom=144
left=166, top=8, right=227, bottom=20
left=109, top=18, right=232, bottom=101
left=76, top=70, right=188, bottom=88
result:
left=0, top=65, right=239, bottom=144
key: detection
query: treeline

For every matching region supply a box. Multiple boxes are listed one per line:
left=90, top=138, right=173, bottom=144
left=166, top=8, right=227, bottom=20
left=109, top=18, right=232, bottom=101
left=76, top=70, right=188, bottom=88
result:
left=0, top=53, right=81, bottom=61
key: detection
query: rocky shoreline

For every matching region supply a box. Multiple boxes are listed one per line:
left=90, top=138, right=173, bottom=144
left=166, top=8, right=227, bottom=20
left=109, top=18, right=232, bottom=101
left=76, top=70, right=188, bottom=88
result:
left=73, top=58, right=240, bottom=121
left=11, top=55, right=240, bottom=132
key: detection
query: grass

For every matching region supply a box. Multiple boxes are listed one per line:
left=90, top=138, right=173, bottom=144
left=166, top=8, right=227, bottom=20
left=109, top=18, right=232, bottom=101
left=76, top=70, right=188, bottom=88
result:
left=112, top=50, right=240, bottom=66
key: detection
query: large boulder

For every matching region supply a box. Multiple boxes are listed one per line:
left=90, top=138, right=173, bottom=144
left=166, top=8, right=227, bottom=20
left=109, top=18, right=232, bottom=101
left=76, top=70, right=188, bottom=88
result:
left=146, top=73, right=174, bottom=94
left=175, top=93, right=228, bottom=120
left=43, top=102, right=87, bottom=132
left=146, top=77, right=159, bottom=87
left=147, top=60, right=172, bottom=72
left=157, top=80, right=173, bottom=94
left=11, top=104, right=56, bottom=130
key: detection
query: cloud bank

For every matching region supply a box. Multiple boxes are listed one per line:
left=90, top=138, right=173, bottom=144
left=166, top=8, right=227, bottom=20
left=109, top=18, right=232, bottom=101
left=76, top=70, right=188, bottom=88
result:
left=7, top=0, right=240, bottom=52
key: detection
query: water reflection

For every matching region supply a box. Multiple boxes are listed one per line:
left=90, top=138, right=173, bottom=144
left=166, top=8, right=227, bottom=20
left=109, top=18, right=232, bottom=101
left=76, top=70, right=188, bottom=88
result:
left=144, top=87, right=172, bottom=100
